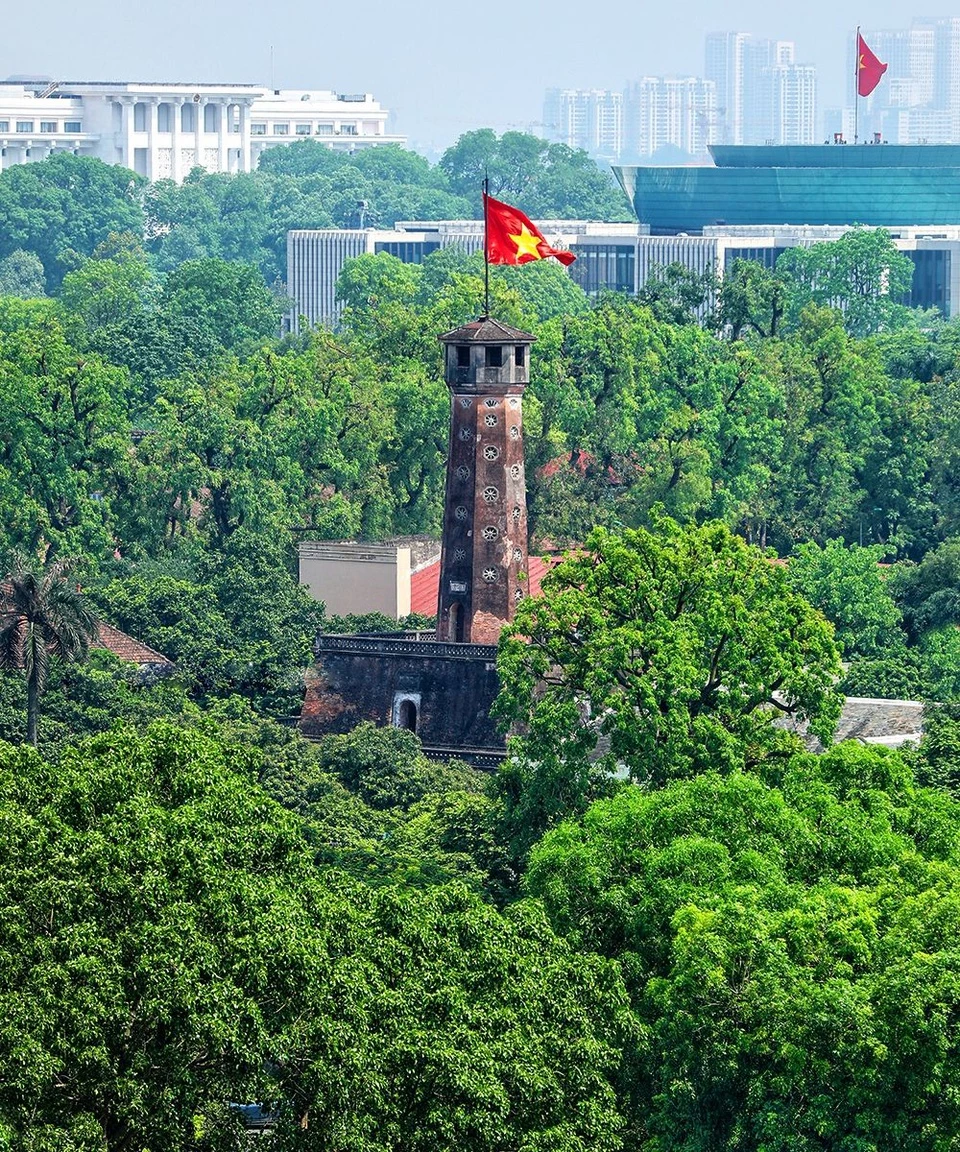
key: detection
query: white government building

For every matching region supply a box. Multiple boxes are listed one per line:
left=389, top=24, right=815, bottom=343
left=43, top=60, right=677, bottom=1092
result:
left=0, top=78, right=403, bottom=181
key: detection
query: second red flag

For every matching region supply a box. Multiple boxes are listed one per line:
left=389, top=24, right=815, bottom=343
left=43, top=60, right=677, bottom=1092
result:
left=858, top=32, right=888, bottom=97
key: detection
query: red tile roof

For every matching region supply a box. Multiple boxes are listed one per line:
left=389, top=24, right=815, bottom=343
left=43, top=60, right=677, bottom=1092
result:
left=439, top=318, right=535, bottom=343
left=0, top=582, right=174, bottom=669
left=95, top=622, right=174, bottom=668
left=410, top=555, right=554, bottom=618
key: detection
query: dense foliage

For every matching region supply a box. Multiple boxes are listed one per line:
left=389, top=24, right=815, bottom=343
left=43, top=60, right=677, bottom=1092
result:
left=3, top=143, right=960, bottom=1150
left=0, top=724, right=629, bottom=1151
left=527, top=741, right=960, bottom=1151
left=494, top=519, right=842, bottom=857
left=0, top=133, right=626, bottom=290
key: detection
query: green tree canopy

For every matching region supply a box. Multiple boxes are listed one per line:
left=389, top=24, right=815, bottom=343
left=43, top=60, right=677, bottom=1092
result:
left=786, top=539, right=902, bottom=658
left=0, top=249, right=45, bottom=298
left=716, top=257, right=787, bottom=339
left=439, top=129, right=632, bottom=220
left=0, top=552, right=98, bottom=744
left=494, top=518, right=842, bottom=857
left=892, top=537, right=960, bottom=638
left=776, top=227, right=917, bottom=336
left=0, top=722, right=630, bottom=1152
left=0, top=153, right=145, bottom=289
left=526, top=741, right=960, bottom=1151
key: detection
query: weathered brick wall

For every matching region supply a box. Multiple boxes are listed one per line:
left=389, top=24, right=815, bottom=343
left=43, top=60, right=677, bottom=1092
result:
left=300, top=637, right=504, bottom=753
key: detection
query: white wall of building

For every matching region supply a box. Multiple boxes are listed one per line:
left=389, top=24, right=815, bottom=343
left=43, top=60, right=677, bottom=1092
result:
left=299, top=542, right=412, bottom=619
left=0, top=80, right=402, bottom=180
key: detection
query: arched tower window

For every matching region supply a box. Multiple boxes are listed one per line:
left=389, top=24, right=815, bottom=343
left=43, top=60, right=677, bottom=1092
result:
left=398, top=699, right=418, bottom=732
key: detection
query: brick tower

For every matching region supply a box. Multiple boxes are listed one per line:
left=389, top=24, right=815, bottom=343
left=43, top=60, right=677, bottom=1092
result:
left=436, top=319, right=535, bottom=645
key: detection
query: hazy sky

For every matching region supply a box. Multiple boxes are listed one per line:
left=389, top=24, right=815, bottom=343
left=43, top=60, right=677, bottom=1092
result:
left=5, top=0, right=960, bottom=153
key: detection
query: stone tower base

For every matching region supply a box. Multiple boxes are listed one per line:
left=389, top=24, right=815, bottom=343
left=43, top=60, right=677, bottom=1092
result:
left=299, top=634, right=506, bottom=766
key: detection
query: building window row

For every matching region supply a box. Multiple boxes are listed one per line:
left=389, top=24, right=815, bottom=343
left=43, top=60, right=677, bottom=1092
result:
left=1, top=120, right=83, bottom=134
left=251, top=121, right=353, bottom=137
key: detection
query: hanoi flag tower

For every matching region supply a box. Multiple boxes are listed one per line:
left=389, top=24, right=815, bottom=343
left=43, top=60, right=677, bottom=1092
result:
left=435, top=191, right=571, bottom=643
left=300, top=194, right=571, bottom=758
left=436, top=319, right=535, bottom=645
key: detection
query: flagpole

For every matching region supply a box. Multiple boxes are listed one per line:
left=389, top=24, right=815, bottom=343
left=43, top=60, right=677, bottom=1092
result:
left=854, top=25, right=860, bottom=145
left=483, top=173, right=490, bottom=318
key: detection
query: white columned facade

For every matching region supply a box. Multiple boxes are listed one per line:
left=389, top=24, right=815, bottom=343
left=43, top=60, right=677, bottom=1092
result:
left=147, top=98, right=159, bottom=180
left=217, top=100, right=229, bottom=171
left=120, top=97, right=135, bottom=168
left=0, top=82, right=402, bottom=181
left=194, top=97, right=205, bottom=170
left=171, top=97, right=183, bottom=182
left=239, top=100, right=252, bottom=172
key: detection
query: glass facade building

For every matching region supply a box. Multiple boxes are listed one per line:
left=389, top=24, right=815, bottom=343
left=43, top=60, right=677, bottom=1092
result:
left=615, top=144, right=960, bottom=233
left=568, top=244, right=636, bottom=294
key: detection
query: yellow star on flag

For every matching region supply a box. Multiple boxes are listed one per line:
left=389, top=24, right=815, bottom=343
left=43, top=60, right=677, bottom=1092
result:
left=508, top=225, right=544, bottom=260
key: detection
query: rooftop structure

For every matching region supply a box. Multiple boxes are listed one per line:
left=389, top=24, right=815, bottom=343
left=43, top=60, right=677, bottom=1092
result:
left=0, top=78, right=402, bottom=181
left=615, top=143, right=960, bottom=233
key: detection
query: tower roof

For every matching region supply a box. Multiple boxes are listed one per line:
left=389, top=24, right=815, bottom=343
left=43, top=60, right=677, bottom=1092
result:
left=439, top=318, right=535, bottom=345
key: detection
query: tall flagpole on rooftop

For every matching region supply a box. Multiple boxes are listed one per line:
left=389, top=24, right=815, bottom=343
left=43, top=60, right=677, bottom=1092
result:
left=483, top=173, right=490, bottom=318
left=854, top=26, right=860, bottom=144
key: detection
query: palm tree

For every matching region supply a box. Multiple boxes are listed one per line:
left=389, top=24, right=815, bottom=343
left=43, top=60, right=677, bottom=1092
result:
left=0, top=553, right=99, bottom=746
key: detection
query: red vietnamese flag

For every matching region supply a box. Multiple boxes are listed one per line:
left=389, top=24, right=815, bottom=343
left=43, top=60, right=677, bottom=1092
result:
left=484, top=193, right=576, bottom=266
left=858, top=32, right=888, bottom=97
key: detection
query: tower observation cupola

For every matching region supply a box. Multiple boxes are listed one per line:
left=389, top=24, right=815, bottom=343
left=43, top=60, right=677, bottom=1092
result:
left=437, top=318, right=535, bottom=645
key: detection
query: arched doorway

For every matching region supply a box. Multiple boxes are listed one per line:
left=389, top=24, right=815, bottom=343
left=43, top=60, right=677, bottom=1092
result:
left=397, top=698, right=418, bottom=732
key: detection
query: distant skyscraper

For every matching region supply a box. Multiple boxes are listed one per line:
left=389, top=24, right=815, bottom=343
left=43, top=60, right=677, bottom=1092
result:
left=705, top=32, right=751, bottom=143
left=754, top=59, right=817, bottom=145
left=542, top=89, right=623, bottom=159
left=707, top=33, right=816, bottom=146
left=623, top=78, right=717, bottom=158
left=934, top=18, right=960, bottom=116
